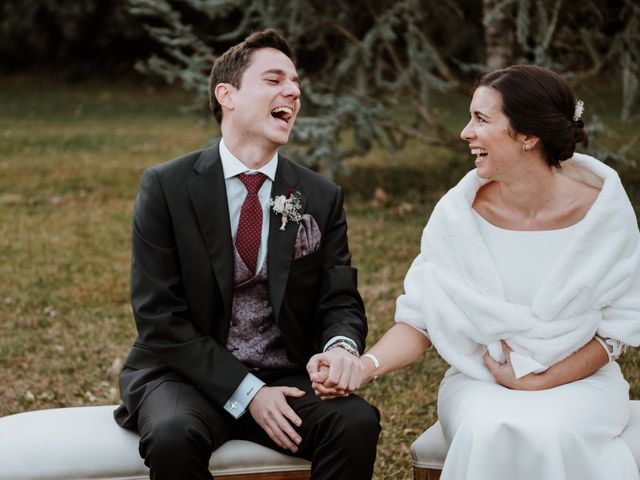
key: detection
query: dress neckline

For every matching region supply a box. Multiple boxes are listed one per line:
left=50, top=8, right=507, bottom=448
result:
left=471, top=209, right=584, bottom=233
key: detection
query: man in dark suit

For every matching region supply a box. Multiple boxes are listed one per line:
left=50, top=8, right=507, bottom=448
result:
left=114, top=29, right=380, bottom=480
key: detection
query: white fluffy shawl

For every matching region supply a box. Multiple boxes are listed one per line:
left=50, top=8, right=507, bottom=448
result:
left=395, top=153, right=640, bottom=381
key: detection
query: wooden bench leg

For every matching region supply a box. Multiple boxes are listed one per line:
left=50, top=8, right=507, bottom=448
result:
left=216, top=472, right=311, bottom=480
left=413, top=466, right=442, bottom=480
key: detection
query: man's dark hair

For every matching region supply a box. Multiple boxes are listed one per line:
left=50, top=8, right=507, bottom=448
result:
left=208, top=29, right=295, bottom=124
left=479, top=64, right=588, bottom=168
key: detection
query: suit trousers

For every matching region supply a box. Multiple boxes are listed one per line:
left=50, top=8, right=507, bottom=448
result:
left=136, top=371, right=381, bottom=480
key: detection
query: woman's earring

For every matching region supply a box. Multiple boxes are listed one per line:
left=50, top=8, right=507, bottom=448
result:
left=522, top=143, right=529, bottom=152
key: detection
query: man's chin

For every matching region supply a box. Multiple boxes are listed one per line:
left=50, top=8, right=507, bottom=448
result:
left=270, top=131, right=292, bottom=146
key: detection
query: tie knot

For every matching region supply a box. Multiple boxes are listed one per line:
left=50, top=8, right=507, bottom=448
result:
left=238, top=173, right=267, bottom=194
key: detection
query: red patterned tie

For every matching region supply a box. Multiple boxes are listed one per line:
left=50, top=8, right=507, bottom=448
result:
left=236, top=173, right=268, bottom=274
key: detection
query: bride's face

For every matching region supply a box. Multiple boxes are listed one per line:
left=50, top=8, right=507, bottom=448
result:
left=460, top=86, right=524, bottom=180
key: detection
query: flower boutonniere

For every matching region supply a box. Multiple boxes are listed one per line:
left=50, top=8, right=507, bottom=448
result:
left=270, top=189, right=303, bottom=231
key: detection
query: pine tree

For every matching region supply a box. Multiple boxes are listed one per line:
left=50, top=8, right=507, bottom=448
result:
left=127, top=0, right=639, bottom=174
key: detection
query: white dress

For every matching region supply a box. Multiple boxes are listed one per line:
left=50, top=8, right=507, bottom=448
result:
left=436, top=212, right=639, bottom=480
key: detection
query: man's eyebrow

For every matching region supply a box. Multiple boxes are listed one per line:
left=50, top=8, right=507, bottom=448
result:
left=262, top=69, right=300, bottom=85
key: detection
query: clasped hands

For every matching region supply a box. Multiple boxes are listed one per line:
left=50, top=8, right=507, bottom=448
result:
left=307, top=346, right=365, bottom=399
left=249, top=341, right=543, bottom=452
left=247, top=347, right=363, bottom=453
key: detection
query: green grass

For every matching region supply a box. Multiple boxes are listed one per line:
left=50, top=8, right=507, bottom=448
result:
left=0, top=77, right=212, bottom=414
left=1, top=75, right=639, bottom=479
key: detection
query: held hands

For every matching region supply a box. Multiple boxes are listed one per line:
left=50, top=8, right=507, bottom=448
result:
left=306, top=347, right=364, bottom=400
left=248, top=386, right=305, bottom=453
left=483, top=340, right=544, bottom=391
left=309, top=364, right=347, bottom=400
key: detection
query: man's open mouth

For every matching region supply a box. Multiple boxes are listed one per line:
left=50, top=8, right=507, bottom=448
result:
left=271, top=106, right=293, bottom=123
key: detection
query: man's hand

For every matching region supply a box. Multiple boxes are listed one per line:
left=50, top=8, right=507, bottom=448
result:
left=306, top=347, right=363, bottom=399
left=308, top=364, right=349, bottom=400
left=248, top=386, right=306, bottom=453
left=483, top=340, right=544, bottom=391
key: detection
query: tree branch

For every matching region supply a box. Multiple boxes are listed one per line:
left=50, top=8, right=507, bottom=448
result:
left=541, top=0, right=563, bottom=50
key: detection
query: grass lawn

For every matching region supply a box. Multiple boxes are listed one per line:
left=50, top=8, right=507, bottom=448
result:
left=1, top=75, right=639, bottom=479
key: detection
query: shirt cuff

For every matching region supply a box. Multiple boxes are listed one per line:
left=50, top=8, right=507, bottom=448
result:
left=223, top=373, right=265, bottom=419
left=323, top=336, right=358, bottom=352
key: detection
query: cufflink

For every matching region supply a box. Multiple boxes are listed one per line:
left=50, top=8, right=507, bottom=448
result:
left=230, top=401, right=240, bottom=410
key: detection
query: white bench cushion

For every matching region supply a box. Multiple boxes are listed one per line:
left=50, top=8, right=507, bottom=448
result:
left=0, top=405, right=310, bottom=480
left=411, top=399, right=640, bottom=470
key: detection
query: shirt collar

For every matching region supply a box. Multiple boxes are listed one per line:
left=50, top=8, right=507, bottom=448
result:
left=219, top=138, right=278, bottom=181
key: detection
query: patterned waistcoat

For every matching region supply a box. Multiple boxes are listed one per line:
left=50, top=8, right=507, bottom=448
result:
left=225, top=246, right=297, bottom=370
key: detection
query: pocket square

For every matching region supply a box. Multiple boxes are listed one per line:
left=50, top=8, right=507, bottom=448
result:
left=294, top=214, right=321, bottom=259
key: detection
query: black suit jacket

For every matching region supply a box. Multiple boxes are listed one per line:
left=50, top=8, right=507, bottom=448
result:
left=114, top=143, right=366, bottom=428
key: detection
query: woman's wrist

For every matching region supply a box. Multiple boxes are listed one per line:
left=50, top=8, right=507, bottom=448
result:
left=361, top=353, right=380, bottom=383
left=525, top=369, right=554, bottom=390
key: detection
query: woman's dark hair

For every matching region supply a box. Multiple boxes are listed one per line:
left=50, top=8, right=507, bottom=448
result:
left=478, top=64, right=588, bottom=168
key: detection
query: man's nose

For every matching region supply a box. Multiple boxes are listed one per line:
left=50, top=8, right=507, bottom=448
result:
left=284, top=80, right=301, bottom=98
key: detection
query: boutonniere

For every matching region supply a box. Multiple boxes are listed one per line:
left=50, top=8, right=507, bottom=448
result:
left=270, top=189, right=303, bottom=231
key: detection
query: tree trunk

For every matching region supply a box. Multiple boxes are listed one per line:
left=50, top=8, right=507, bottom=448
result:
left=483, top=0, right=515, bottom=70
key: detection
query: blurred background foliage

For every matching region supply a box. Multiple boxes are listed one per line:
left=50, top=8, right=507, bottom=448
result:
left=0, top=0, right=150, bottom=77
left=2, top=0, right=639, bottom=175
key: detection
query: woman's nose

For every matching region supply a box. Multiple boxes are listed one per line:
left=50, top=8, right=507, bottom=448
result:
left=460, top=121, right=474, bottom=142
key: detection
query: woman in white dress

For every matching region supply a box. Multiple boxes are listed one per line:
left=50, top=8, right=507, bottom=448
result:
left=312, top=65, right=640, bottom=479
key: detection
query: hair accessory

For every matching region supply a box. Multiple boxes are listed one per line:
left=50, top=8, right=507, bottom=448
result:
left=573, top=99, right=585, bottom=122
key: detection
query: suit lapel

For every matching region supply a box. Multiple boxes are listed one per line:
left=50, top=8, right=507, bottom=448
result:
left=268, top=157, right=305, bottom=322
left=188, top=145, right=234, bottom=325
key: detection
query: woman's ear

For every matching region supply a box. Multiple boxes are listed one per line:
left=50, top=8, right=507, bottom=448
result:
left=214, top=83, right=234, bottom=113
left=522, top=134, right=540, bottom=151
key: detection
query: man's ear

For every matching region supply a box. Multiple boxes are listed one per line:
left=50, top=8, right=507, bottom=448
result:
left=214, top=83, right=234, bottom=113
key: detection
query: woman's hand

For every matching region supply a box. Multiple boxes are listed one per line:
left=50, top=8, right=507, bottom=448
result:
left=307, top=348, right=364, bottom=400
left=310, top=363, right=359, bottom=400
left=483, top=340, right=545, bottom=391
left=311, top=334, right=604, bottom=394
left=308, top=323, right=432, bottom=400
left=485, top=337, right=609, bottom=391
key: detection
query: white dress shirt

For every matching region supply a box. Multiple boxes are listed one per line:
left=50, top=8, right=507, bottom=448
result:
left=219, top=138, right=357, bottom=417
left=219, top=138, right=276, bottom=418
left=219, top=138, right=277, bottom=274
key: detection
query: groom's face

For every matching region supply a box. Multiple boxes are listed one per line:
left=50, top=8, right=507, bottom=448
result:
left=230, top=47, right=301, bottom=147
